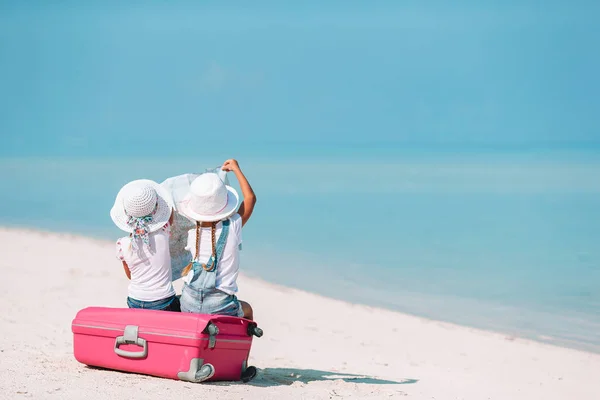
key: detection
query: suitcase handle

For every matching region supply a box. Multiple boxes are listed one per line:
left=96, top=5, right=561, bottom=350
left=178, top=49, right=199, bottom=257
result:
left=114, top=325, right=148, bottom=359
left=114, top=336, right=148, bottom=359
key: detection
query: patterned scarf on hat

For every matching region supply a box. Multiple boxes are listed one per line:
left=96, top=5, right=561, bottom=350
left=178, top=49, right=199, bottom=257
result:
left=127, top=203, right=158, bottom=250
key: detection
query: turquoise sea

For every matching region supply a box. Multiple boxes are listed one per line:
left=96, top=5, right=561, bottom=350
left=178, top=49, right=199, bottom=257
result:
left=2, top=147, right=599, bottom=352
left=2, top=1, right=599, bottom=352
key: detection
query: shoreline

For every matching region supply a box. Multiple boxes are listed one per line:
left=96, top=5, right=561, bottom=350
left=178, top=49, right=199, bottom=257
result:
left=2, top=226, right=600, bottom=399
left=1, top=225, right=598, bottom=355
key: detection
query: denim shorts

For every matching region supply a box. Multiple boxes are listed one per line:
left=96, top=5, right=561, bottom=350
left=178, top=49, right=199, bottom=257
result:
left=180, top=287, right=243, bottom=317
left=127, top=295, right=180, bottom=312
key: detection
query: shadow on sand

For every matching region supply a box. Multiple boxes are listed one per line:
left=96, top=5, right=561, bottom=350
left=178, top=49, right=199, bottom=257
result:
left=248, top=368, right=419, bottom=387
left=85, top=365, right=418, bottom=387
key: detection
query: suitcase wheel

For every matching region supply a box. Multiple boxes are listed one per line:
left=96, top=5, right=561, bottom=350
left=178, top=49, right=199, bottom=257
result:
left=247, top=323, right=263, bottom=338
left=194, top=363, right=215, bottom=383
left=241, top=366, right=257, bottom=383
left=178, top=359, right=215, bottom=383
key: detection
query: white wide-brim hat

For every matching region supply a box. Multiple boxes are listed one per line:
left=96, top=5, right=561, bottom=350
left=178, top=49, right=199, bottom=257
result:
left=110, top=179, right=174, bottom=233
left=178, top=173, right=240, bottom=222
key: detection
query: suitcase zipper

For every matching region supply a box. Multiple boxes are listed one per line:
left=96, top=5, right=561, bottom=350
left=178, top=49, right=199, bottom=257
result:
left=72, top=323, right=251, bottom=343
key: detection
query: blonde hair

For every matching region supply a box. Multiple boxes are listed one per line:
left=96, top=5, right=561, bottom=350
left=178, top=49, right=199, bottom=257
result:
left=181, top=221, right=218, bottom=277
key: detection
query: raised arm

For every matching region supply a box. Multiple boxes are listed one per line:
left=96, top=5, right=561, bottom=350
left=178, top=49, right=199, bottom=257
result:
left=222, top=159, right=256, bottom=227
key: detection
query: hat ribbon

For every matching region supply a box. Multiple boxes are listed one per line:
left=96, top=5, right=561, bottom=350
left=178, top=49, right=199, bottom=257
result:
left=126, top=203, right=157, bottom=250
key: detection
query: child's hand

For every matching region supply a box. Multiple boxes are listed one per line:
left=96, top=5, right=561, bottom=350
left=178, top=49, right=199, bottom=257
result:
left=222, top=159, right=240, bottom=172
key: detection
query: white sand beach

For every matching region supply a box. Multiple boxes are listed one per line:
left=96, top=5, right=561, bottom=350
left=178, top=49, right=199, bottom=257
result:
left=1, top=227, right=599, bottom=400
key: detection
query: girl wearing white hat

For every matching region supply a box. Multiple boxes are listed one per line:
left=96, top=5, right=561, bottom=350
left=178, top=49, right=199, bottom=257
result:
left=110, top=179, right=179, bottom=312
left=179, top=159, right=257, bottom=320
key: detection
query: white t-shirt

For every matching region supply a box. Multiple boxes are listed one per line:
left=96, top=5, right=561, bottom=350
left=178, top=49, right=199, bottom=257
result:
left=184, top=213, right=243, bottom=295
left=116, top=224, right=176, bottom=302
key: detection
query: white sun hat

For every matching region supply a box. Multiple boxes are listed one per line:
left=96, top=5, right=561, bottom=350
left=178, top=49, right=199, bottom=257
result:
left=178, top=173, right=239, bottom=222
left=110, top=179, right=174, bottom=233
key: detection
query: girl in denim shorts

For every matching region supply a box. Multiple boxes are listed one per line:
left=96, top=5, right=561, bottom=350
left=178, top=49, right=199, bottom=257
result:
left=178, top=159, right=256, bottom=320
left=110, top=179, right=179, bottom=312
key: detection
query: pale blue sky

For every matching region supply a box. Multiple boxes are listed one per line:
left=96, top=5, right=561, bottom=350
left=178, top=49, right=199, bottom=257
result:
left=1, top=1, right=599, bottom=156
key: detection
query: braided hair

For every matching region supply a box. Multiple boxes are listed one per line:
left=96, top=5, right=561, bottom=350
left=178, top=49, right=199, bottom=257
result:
left=181, top=221, right=218, bottom=276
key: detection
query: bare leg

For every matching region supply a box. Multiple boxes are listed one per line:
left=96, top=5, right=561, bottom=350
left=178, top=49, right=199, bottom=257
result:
left=239, top=300, right=253, bottom=320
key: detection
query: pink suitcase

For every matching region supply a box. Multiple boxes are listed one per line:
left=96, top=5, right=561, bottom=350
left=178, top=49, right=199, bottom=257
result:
left=72, top=307, right=262, bottom=383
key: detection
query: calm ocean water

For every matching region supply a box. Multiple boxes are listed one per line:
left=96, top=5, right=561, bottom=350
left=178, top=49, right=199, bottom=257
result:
left=1, top=150, right=599, bottom=352
left=2, top=0, right=599, bottom=356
